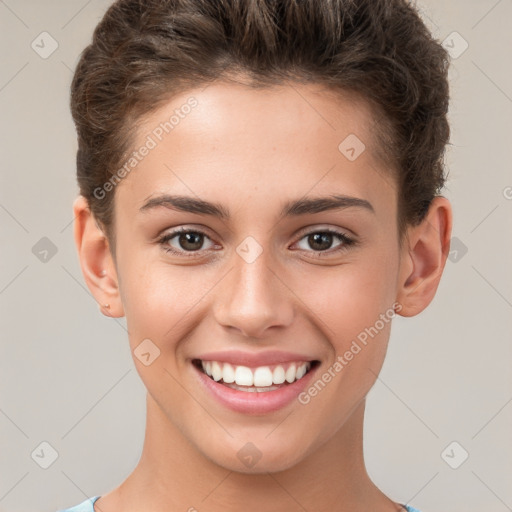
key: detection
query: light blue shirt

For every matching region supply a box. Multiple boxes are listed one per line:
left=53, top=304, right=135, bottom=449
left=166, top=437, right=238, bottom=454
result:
left=56, top=495, right=423, bottom=511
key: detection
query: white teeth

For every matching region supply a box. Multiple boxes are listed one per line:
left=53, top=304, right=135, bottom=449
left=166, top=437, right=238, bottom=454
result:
left=211, top=361, right=223, bottom=381
left=272, top=365, right=286, bottom=384
left=296, top=363, right=307, bottom=380
left=199, top=360, right=312, bottom=386
left=253, top=367, right=273, bottom=387
left=235, top=366, right=253, bottom=386
left=222, top=363, right=235, bottom=383
left=285, top=363, right=297, bottom=383
left=223, top=382, right=282, bottom=392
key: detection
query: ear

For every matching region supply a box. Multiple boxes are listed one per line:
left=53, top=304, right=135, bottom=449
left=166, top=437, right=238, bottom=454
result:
left=72, top=195, right=124, bottom=318
left=395, top=196, right=453, bottom=317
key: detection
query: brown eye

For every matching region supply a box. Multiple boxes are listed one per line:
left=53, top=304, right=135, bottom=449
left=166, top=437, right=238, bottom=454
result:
left=294, top=228, right=356, bottom=256
left=176, top=232, right=204, bottom=251
left=158, top=228, right=216, bottom=256
left=306, top=232, right=335, bottom=251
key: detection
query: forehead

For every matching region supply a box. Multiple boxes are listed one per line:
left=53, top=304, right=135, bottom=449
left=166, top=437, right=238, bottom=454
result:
left=116, top=81, right=396, bottom=216
left=135, top=81, right=382, bottom=159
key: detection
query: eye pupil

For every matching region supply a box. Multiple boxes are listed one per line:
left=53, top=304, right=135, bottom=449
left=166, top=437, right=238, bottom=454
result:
left=309, top=233, right=333, bottom=251
left=180, top=232, right=203, bottom=251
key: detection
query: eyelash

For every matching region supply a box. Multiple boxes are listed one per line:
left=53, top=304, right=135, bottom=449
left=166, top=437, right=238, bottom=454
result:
left=157, top=227, right=357, bottom=259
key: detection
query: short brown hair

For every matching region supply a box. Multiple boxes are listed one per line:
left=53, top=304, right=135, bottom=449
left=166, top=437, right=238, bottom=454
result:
left=70, top=0, right=451, bottom=249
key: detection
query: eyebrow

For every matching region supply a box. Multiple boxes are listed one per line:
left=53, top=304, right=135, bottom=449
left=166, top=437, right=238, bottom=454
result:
left=139, top=193, right=375, bottom=219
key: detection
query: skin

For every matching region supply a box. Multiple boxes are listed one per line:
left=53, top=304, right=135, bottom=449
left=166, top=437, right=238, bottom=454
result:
left=73, top=81, right=452, bottom=512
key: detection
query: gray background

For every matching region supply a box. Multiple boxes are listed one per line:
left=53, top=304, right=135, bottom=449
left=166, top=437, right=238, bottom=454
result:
left=1, top=1, right=511, bottom=511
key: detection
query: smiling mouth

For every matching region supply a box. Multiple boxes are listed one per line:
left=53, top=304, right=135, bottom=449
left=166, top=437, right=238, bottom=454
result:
left=192, top=359, right=321, bottom=392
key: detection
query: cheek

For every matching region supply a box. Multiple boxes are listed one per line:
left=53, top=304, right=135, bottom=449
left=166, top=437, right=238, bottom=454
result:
left=117, top=254, right=215, bottom=350
left=292, top=265, right=398, bottom=437
left=303, top=255, right=398, bottom=343
left=297, top=244, right=399, bottom=395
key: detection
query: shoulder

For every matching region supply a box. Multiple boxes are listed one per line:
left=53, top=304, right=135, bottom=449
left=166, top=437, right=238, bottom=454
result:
left=55, top=496, right=101, bottom=512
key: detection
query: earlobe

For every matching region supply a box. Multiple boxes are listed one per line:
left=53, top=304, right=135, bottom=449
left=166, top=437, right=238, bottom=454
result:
left=72, top=195, right=124, bottom=318
left=396, top=196, right=453, bottom=317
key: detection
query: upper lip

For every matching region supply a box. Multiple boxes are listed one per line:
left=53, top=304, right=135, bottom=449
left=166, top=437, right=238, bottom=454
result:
left=193, top=350, right=319, bottom=368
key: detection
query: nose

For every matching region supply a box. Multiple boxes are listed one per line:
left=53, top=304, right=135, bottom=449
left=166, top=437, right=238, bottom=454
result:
left=213, top=246, right=295, bottom=339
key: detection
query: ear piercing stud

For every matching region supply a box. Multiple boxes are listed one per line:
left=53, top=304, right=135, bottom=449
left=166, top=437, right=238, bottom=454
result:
left=100, top=269, right=107, bottom=276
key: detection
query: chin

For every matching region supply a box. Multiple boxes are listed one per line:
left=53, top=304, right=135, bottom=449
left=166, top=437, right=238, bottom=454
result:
left=201, top=435, right=309, bottom=474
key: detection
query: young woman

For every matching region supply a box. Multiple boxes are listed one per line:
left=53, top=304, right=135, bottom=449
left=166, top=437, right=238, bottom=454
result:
left=61, top=0, right=452, bottom=510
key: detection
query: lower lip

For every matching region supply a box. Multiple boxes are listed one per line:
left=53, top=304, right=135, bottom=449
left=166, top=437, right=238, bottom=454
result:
left=192, top=362, right=319, bottom=415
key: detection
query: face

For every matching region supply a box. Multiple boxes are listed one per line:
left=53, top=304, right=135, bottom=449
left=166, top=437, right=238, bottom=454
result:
left=109, top=82, right=404, bottom=473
